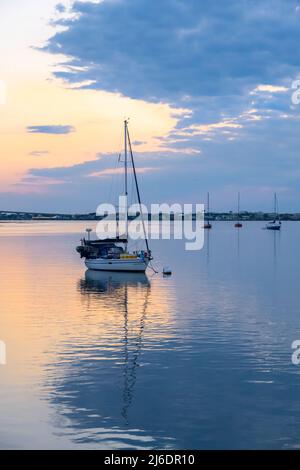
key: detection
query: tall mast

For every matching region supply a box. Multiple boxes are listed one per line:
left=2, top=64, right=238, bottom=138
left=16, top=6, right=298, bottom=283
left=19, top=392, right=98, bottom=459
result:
left=274, top=192, right=279, bottom=221
left=237, top=192, right=240, bottom=221
left=207, top=192, right=210, bottom=222
left=124, top=120, right=128, bottom=198
left=124, top=120, right=128, bottom=242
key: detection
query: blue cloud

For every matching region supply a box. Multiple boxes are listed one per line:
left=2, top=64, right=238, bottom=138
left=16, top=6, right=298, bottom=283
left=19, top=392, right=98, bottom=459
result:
left=25, top=152, right=166, bottom=180
left=132, top=140, right=146, bottom=146
left=55, top=3, right=66, bottom=13
left=27, top=125, right=75, bottom=134
left=46, top=0, right=300, bottom=102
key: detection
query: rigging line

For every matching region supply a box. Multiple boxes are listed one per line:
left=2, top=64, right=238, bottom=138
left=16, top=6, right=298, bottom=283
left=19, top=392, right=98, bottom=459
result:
left=148, top=261, right=159, bottom=274
left=127, top=127, right=151, bottom=254
left=276, top=193, right=280, bottom=220
left=130, top=157, right=135, bottom=207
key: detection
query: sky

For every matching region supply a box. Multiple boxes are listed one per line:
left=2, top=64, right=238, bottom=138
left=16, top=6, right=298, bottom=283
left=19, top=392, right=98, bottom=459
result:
left=1, top=0, right=300, bottom=213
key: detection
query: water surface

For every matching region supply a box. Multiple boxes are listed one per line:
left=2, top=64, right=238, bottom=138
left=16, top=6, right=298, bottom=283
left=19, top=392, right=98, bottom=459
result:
left=1, top=221, right=300, bottom=449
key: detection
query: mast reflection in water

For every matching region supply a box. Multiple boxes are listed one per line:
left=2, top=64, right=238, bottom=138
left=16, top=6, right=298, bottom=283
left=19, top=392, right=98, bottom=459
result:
left=82, top=271, right=150, bottom=425
left=45, top=270, right=175, bottom=449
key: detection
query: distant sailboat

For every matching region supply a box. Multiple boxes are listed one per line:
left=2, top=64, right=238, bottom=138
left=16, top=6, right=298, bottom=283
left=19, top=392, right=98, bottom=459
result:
left=265, top=193, right=281, bottom=231
left=204, top=192, right=212, bottom=229
left=234, top=192, right=243, bottom=228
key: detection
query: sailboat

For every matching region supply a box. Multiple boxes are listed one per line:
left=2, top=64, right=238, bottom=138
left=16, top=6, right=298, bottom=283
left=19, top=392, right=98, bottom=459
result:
left=204, top=192, right=212, bottom=229
left=265, top=193, right=281, bottom=231
left=234, top=192, right=243, bottom=228
left=76, top=120, right=153, bottom=272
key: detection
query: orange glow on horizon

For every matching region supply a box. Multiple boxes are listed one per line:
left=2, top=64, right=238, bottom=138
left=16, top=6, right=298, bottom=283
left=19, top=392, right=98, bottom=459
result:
left=0, top=1, right=189, bottom=194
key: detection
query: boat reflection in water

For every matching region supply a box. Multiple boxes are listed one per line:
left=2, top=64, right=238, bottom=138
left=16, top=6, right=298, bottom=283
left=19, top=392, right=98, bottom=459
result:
left=82, top=270, right=150, bottom=425
left=83, top=269, right=150, bottom=291
left=45, top=270, right=175, bottom=449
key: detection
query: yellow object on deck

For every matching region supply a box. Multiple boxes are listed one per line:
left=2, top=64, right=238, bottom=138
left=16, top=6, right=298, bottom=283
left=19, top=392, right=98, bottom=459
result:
left=120, top=254, right=138, bottom=259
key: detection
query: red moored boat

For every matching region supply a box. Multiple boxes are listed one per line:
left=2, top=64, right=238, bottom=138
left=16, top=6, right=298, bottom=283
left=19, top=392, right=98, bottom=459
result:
left=204, top=192, right=212, bottom=229
left=234, top=193, right=243, bottom=229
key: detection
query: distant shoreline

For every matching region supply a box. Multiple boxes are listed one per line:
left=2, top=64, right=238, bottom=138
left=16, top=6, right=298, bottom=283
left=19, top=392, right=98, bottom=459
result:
left=1, top=211, right=300, bottom=222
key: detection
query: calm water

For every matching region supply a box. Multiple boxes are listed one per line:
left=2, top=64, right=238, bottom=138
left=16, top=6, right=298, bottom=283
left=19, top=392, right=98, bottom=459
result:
left=1, top=221, right=300, bottom=449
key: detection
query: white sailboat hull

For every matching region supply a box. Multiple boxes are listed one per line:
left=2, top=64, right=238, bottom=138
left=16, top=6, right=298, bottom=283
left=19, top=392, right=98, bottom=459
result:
left=85, top=258, right=149, bottom=272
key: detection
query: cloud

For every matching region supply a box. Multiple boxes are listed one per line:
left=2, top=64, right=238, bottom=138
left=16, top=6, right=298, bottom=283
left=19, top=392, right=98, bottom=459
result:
left=250, top=84, right=289, bottom=95
left=46, top=0, right=300, bottom=102
left=88, top=167, right=158, bottom=178
left=132, top=140, right=147, bottom=146
left=24, top=152, right=169, bottom=181
left=13, top=175, right=67, bottom=195
left=27, top=125, right=75, bottom=134
left=55, top=3, right=66, bottom=14
left=43, top=0, right=300, bottom=149
left=29, top=150, right=50, bottom=157
left=176, top=119, right=243, bottom=139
